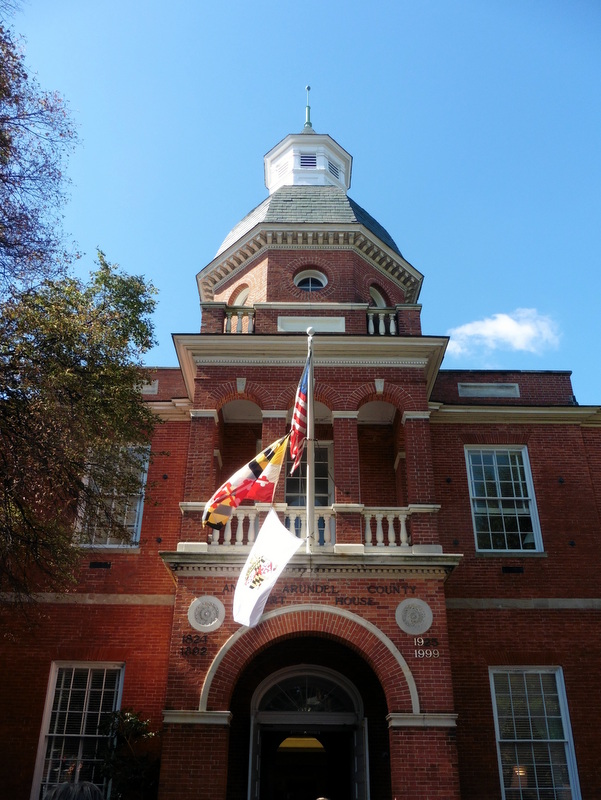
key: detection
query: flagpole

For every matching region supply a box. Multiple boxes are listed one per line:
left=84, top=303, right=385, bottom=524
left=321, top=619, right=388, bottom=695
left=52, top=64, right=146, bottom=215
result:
left=305, top=327, right=315, bottom=554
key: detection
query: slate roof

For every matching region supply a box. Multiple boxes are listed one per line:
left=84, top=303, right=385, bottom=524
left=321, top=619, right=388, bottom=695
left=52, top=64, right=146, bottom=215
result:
left=215, top=185, right=402, bottom=258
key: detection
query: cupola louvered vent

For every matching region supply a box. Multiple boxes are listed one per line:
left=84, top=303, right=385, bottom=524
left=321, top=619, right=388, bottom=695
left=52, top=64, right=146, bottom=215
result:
left=276, top=160, right=289, bottom=177
left=300, top=153, right=317, bottom=168
left=328, top=161, right=340, bottom=178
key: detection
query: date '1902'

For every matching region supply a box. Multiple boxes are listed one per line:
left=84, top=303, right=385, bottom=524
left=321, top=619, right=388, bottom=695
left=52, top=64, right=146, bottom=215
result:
left=413, top=637, right=440, bottom=659
left=180, top=634, right=208, bottom=657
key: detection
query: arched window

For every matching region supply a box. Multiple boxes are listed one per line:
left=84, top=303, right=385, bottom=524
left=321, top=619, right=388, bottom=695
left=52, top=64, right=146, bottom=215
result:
left=229, top=285, right=249, bottom=306
left=369, top=285, right=387, bottom=307
left=294, top=269, right=327, bottom=292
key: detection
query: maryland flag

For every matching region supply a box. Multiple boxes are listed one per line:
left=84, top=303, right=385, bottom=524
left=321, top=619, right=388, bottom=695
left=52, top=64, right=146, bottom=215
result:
left=202, top=435, right=289, bottom=531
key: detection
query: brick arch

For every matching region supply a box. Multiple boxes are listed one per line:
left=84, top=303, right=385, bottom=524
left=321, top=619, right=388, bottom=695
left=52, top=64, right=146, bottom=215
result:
left=349, top=382, right=422, bottom=414
left=285, top=254, right=337, bottom=301
left=355, top=263, right=406, bottom=306
left=206, top=382, right=278, bottom=414
left=273, top=383, right=341, bottom=415
left=199, top=604, right=420, bottom=714
left=227, top=283, right=249, bottom=306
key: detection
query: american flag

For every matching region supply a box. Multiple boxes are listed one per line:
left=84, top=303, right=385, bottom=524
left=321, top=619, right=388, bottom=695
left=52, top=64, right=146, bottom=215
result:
left=289, top=354, right=311, bottom=474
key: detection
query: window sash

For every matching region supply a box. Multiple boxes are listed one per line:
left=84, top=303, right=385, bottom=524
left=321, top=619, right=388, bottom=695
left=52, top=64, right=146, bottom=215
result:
left=465, top=447, right=541, bottom=552
left=82, top=450, right=149, bottom=547
left=490, top=669, right=580, bottom=800
left=285, top=443, right=333, bottom=508
left=33, top=663, right=124, bottom=800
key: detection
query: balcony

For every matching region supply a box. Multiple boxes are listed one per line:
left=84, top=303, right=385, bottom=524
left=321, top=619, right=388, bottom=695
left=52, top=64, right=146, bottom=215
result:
left=177, top=503, right=443, bottom=553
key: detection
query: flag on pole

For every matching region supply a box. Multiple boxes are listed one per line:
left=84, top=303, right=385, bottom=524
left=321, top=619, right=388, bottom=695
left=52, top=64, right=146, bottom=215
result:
left=289, top=352, right=311, bottom=474
left=202, top=435, right=289, bottom=531
left=233, top=508, right=302, bottom=627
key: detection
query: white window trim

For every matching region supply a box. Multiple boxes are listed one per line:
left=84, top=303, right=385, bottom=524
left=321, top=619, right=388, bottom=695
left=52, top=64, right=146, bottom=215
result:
left=285, top=440, right=334, bottom=508
left=489, top=667, right=581, bottom=800
left=79, top=450, right=149, bottom=548
left=464, top=445, right=543, bottom=553
left=294, top=269, right=327, bottom=291
left=31, top=662, right=125, bottom=800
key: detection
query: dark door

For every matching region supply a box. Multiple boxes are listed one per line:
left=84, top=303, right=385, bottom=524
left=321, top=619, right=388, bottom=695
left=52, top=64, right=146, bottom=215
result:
left=258, top=729, right=353, bottom=800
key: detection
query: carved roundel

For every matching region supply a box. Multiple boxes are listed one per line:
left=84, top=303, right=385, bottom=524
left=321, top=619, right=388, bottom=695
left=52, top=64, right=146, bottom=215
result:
left=395, top=598, right=433, bottom=635
left=188, top=596, right=225, bottom=632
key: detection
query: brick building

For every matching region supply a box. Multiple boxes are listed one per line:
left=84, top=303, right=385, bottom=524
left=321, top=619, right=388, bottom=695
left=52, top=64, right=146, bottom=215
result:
left=2, top=119, right=601, bottom=800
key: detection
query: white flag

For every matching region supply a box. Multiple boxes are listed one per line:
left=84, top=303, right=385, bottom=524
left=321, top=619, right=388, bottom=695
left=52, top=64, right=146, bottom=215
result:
left=233, top=509, right=302, bottom=627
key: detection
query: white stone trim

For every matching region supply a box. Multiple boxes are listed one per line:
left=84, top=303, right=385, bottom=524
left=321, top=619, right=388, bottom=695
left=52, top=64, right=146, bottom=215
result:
left=401, top=410, right=431, bottom=424
left=387, top=713, right=457, bottom=728
left=162, top=710, right=232, bottom=726
left=11, top=593, right=175, bottom=606
left=190, top=409, right=219, bottom=423
left=332, top=411, right=360, bottom=419
left=179, top=502, right=205, bottom=514
left=199, top=603, right=421, bottom=714
left=278, top=316, right=345, bottom=333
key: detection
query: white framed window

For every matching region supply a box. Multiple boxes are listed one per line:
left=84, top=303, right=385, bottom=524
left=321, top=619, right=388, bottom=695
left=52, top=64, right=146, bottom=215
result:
left=285, top=443, right=334, bottom=545
left=82, top=449, right=149, bottom=547
left=285, top=442, right=333, bottom=509
left=490, top=668, right=581, bottom=799
left=32, top=662, right=124, bottom=799
left=294, top=269, right=327, bottom=292
left=465, top=447, right=542, bottom=552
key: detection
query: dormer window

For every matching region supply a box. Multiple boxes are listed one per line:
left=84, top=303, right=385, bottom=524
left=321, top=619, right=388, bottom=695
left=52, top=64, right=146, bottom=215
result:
left=294, top=269, right=327, bottom=292
left=300, top=153, right=317, bottom=169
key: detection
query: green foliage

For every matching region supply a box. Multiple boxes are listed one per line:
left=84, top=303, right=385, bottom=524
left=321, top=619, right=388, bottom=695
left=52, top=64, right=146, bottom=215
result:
left=0, top=253, right=158, bottom=599
left=100, top=710, right=161, bottom=800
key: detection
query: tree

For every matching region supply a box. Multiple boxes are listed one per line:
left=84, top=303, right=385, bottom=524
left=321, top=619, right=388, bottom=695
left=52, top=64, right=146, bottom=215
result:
left=0, top=253, right=158, bottom=601
left=101, top=710, right=161, bottom=800
left=0, top=10, right=77, bottom=294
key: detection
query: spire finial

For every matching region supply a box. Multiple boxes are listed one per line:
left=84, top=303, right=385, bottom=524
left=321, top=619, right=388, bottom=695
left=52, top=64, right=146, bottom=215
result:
left=304, top=85, right=312, bottom=130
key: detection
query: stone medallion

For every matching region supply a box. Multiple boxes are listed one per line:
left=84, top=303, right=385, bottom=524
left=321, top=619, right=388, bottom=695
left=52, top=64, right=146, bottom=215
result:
left=395, top=598, right=433, bottom=635
left=187, top=596, right=225, bottom=632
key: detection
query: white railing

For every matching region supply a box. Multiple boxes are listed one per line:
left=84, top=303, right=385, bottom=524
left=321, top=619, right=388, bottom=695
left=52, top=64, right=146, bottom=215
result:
left=207, top=504, right=335, bottom=549
left=367, top=309, right=397, bottom=336
left=224, top=307, right=255, bottom=334
left=363, top=508, right=410, bottom=548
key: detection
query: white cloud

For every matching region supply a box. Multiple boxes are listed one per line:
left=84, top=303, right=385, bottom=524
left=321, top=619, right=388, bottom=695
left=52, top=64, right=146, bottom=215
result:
left=446, top=308, right=560, bottom=358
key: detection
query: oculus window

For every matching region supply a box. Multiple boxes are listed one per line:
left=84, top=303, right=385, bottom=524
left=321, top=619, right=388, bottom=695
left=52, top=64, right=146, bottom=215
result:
left=465, top=447, right=542, bottom=552
left=294, top=269, right=327, bottom=292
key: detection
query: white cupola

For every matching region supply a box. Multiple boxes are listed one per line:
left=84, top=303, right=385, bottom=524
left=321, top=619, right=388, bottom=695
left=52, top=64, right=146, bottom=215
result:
left=264, top=87, right=353, bottom=194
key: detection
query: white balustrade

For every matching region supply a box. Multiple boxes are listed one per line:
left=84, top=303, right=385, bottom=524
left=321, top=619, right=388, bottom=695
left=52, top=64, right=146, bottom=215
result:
left=366, top=308, right=398, bottom=336
left=363, top=508, right=410, bottom=548
left=225, top=307, right=255, bottom=334
left=205, top=505, right=415, bottom=549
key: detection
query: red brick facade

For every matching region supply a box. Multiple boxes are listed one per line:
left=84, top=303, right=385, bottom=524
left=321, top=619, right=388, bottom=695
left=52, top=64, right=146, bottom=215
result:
left=2, top=131, right=600, bottom=800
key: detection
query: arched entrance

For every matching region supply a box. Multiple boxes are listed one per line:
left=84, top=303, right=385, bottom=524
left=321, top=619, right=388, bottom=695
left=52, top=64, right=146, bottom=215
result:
left=250, top=666, right=367, bottom=800
left=224, top=636, right=391, bottom=800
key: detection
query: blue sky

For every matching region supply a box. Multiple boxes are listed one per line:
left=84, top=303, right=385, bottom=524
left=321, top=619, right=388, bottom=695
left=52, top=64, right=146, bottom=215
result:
left=13, top=1, right=601, bottom=404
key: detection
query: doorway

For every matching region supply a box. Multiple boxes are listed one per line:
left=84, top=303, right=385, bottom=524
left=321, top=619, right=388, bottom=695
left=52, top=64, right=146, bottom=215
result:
left=249, top=667, right=369, bottom=800
left=258, top=729, right=352, bottom=800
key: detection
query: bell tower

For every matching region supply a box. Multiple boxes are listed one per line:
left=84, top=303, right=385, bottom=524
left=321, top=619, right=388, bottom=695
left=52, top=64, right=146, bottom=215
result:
left=165, top=105, right=460, bottom=800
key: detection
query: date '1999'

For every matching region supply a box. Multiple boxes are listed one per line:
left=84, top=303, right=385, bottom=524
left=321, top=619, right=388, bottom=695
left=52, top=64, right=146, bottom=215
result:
left=413, top=637, right=440, bottom=658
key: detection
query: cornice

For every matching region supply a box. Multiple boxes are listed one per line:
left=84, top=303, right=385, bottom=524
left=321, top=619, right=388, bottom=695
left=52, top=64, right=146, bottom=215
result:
left=196, top=227, right=423, bottom=304
left=428, top=403, right=601, bottom=426
left=147, top=398, right=193, bottom=421
left=160, top=550, right=461, bottom=579
left=174, top=334, right=447, bottom=400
